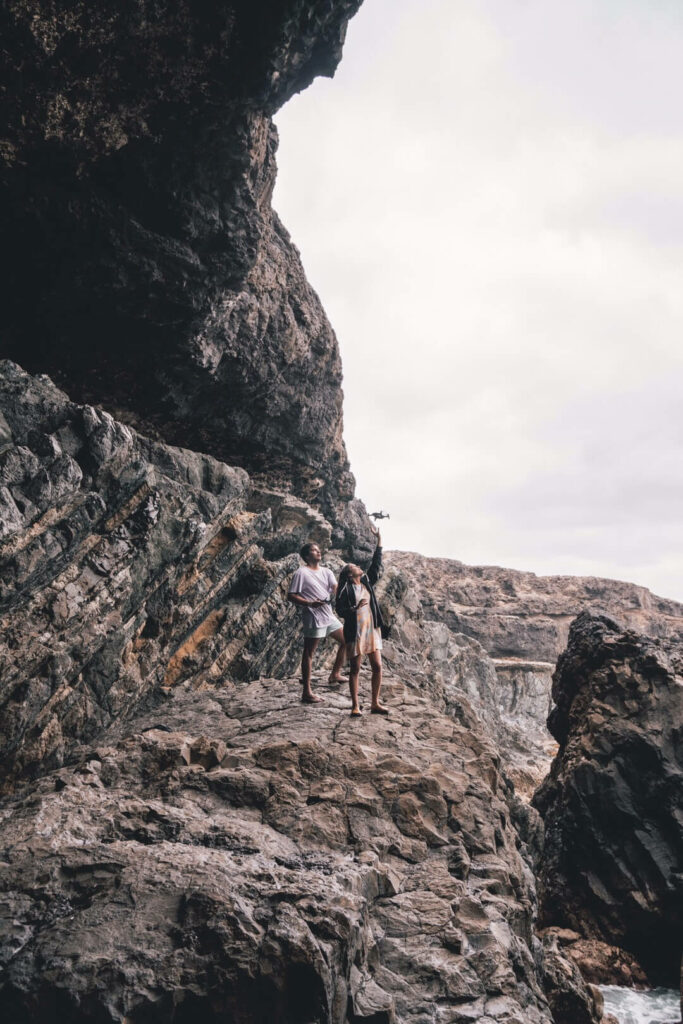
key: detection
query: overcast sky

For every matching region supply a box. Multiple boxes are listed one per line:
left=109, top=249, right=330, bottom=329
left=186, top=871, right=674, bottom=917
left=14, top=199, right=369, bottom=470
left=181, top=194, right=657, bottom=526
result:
left=274, top=0, right=683, bottom=603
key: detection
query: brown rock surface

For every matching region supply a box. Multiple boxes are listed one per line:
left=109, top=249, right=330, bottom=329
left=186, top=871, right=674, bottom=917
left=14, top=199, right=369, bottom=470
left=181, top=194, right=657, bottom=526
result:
left=387, top=553, right=683, bottom=663
left=1, top=671, right=558, bottom=1023
left=0, top=366, right=604, bottom=1023
left=539, top=929, right=649, bottom=988
left=0, top=361, right=312, bottom=785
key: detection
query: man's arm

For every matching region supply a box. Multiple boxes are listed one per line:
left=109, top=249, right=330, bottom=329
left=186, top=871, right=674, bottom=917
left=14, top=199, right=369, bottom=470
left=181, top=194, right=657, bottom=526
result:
left=288, top=592, right=324, bottom=608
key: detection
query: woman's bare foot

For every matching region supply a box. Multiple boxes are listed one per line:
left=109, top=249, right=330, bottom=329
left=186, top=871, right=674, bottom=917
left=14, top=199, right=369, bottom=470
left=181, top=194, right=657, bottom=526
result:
left=302, top=692, right=324, bottom=704
left=328, top=674, right=343, bottom=684
left=370, top=704, right=389, bottom=715
left=350, top=705, right=362, bottom=717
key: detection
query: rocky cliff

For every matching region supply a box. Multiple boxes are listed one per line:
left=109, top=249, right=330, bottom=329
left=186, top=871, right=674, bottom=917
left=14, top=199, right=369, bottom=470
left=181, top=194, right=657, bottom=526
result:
left=0, top=0, right=372, bottom=554
left=0, top=360, right=318, bottom=787
left=1, top=362, right=606, bottom=1023
left=2, top=1, right=682, bottom=1020
left=387, top=552, right=683, bottom=794
left=533, top=613, right=683, bottom=988
left=386, top=553, right=683, bottom=664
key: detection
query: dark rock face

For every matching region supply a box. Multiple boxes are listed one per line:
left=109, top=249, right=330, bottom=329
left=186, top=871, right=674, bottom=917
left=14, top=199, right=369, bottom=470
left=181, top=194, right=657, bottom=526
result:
left=541, top=932, right=606, bottom=1024
left=3, top=2, right=679, bottom=1015
left=0, top=0, right=371, bottom=551
left=533, top=612, right=683, bottom=985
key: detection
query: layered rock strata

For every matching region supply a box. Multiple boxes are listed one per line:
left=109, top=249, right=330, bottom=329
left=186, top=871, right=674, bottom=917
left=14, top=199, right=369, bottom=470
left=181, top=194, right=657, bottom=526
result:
left=0, top=362, right=609, bottom=1022
left=0, top=0, right=372, bottom=553
left=387, top=552, right=683, bottom=792
left=0, top=361, right=317, bottom=785
left=387, top=554, right=683, bottom=663
left=533, top=612, right=683, bottom=986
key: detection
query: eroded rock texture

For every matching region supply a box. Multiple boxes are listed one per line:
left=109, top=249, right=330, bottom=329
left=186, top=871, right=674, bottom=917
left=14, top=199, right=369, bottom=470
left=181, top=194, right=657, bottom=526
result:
left=0, top=0, right=372, bottom=552
left=1, top=670, right=557, bottom=1024
left=387, top=555, right=683, bottom=663
left=387, top=552, right=683, bottom=793
left=533, top=612, right=683, bottom=986
left=0, top=362, right=609, bottom=1023
left=0, top=361, right=321, bottom=785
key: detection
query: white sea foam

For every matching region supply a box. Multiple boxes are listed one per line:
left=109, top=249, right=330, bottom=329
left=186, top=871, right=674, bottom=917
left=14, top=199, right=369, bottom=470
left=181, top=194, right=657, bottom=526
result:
left=600, top=985, right=680, bottom=1024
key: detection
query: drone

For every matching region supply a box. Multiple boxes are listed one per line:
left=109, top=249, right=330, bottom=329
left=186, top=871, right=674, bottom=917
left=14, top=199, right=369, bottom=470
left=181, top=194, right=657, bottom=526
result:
left=370, top=511, right=390, bottom=521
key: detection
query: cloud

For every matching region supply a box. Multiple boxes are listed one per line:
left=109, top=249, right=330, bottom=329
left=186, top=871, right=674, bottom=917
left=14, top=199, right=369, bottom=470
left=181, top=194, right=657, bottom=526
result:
left=274, top=0, right=683, bottom=602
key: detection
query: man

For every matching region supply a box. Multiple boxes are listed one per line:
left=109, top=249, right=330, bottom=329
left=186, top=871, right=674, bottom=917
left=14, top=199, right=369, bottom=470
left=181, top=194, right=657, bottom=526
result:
left=288, top=541, right=345, bottom=704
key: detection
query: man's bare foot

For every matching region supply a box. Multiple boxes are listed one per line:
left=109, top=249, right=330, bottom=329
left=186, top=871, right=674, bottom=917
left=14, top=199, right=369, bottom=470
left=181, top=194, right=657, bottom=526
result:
left=302, top=693, right=324, bottom=704
left=350, top=706, right=362, bottom=717
left=328, top=674, right=343, bottom=684
left=370, top=704, right=389, bottom=715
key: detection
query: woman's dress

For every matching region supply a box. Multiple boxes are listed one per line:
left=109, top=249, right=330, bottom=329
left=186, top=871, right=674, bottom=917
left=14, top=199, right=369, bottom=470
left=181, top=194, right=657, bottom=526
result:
left=347, top=583, right=382, bottom=657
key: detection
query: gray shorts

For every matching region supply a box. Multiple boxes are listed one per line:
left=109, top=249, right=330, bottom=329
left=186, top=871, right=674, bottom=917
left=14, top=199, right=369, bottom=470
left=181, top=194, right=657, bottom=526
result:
left=303, top=617, right=343, bottom=639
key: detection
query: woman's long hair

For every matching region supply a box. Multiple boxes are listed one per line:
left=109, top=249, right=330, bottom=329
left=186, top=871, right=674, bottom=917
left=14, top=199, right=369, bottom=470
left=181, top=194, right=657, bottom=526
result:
left=337, top=564, right=355, bottom=593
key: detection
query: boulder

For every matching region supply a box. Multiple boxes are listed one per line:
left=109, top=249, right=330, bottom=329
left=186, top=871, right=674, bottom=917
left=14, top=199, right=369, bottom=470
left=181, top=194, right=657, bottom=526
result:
left=533, top=612, right=683, bottom=985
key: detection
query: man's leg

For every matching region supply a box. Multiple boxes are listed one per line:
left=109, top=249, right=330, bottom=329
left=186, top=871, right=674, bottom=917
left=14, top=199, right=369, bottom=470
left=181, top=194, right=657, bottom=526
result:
left=328, top=628, right=346, bottom=683
left=349, top=654, right=362, bottom=714
left=368, top=650, right=387, bottom=713
left=301, top=637, right=323, bottom=703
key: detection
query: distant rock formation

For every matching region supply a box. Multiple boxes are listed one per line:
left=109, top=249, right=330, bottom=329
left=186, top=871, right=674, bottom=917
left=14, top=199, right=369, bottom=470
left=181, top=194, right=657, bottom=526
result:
left=387, top=552, right=683, bottom=794
left=387, top=554, right=683, bottom=662
left=0, top=0, right=372, bottom=554
left=533, top=612, right=683, bottom=986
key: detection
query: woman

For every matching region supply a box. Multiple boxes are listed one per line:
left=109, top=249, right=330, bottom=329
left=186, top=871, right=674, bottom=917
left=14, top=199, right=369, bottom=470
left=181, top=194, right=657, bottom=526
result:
left=335, top=527, right=388, bottom=716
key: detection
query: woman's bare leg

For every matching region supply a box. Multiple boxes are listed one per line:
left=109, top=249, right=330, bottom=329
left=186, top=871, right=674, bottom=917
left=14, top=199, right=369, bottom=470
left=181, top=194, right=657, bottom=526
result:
left=328, top=628, right=346, bottom=683
left=369, top=650, right=387, bottom=712
left=349, top=654, right=362, bottom=714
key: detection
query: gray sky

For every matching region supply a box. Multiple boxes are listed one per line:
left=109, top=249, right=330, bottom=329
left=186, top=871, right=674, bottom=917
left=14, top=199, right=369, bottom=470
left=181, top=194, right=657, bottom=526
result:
left=274, top=0, right=683, bottom=603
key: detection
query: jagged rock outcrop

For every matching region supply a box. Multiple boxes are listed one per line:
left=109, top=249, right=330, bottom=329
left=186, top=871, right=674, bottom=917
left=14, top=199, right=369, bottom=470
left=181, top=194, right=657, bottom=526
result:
left=0, top=0, right=372, bottom=554
left=388, top=554, right=683, bottom=663
left=387, top=552, right=683, bottom=792
left=3, top=2, right=681, bottom=1016
left=0, top=361, right=317, bottom=785
left=533, top=612, right=683, bottom=986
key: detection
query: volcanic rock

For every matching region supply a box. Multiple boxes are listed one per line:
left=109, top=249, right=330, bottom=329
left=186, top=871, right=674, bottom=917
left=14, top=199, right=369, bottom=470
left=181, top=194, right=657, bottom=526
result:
left=533, top=612, right=683, bottom=986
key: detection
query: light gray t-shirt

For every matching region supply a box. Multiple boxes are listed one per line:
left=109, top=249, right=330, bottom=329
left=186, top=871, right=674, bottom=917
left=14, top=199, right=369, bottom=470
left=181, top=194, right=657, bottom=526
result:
left=289, top=565, right=338, bottom=630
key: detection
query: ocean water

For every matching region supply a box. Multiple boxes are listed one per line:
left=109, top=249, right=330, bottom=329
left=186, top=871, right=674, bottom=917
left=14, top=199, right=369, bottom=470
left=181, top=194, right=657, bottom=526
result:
left=600, top=985, right=680, bottom=1024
